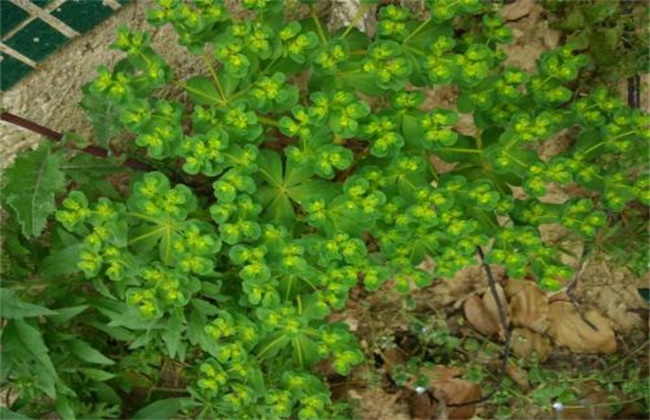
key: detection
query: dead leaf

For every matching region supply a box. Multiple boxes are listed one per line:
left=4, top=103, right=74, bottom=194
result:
left=482, top=282, right=509, bottom=335
left=432, top=378, right=481, bottom=419
left=505, top=363, right=531, bottom=391
left=382, top=348, right=407, bottom=376
left=406, top=389, right=436, bottom=420
left=547, top=301, right=617, bottom=354
left=499, top=0, right=536, bottom=21
left=463, top=294, right=499, bottom=336
left=420, top=365, right=464, bottom=383
left=510, top=328, right=553, bottom=362
left=418, top=366, right=479, bottom=419
left=509, top=281, right=550, bottom=333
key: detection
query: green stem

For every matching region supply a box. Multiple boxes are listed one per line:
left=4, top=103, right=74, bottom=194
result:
left=437, top=147, right=483, bottom=154
left=203, top=53, right=227, bottom=102
left=402, top=18, right=432, bottom=44
left=340, top=3, right=372, bottom=39
left=403, top=44, right=426, bottom=57
left=311, top=6, right=328, bottom=46
left=505, top=152, right=527, bottom=167
left=257, top=115, right=279, bottom=127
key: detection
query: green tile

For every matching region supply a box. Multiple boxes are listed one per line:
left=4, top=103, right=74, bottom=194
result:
left=51, top=1, right=115, bottom=34
left=0, top=53, right=33, bottom=91
left=4, top=19, right=69, bottom=62
left=1, top=2, right=30, bottom=35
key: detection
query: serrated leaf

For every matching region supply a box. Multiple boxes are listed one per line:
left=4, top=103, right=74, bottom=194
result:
left=39, top=244, right=83, bottom=277
left=162, top=310, right=185, bottom=359
left=0, top=289, right=57, bottom=319
left=3, top=142, right=66, bottom=237
left=70, top=339, right=115, bottom=365
left=1, top=319, right=58, bottom=398
left=80, top=91, right=121, bottom=147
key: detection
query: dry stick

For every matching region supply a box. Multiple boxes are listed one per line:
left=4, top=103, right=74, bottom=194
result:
left=447, top=246, right=512, bottom=408
left=0, top=111, right=154, bottom=172
left=565, top=251, right=599, bottom=331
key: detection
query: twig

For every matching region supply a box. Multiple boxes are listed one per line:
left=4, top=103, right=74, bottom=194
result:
left=1, top=111, right=154, bottom=172
left=566, top=251, right=599, bottom=331
left=447, top=246, right=512, bottom=407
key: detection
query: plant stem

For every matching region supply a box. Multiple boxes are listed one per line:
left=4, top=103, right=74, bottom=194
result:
left=257, top=115, right=279, bottom=127
left=311, top=6, right=328, bottom=46
left=0, top=112, right=154, bottom=172
left=437, top=147, right=483, bottom=154
left=340, top=3, right=372, bottom=39
left=203, top=53, right=227, bottom=102
left=403, top=18, right=432, bottom=44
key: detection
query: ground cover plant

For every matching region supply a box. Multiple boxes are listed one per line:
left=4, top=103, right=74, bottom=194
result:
left=1, top=0, right=648, bottom=418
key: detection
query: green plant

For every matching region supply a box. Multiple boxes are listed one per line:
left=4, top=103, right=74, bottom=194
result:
left=542, top=0, right=649, bottom=86
left=1, top=0, right=648, bottom=417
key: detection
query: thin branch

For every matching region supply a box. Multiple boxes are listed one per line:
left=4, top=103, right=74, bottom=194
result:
left=1, top=111, right=154, bottom=172
left=447, top=246, right=512, bottom=408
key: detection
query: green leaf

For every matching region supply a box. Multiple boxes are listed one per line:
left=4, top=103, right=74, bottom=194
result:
left=80, top=90, right=121, bottom=147
left=1, top=319, right=58, bottom=398
left=0, top=408, right=33, bottom=420
left=258, top=149, right=283, bottom=187
left=2, top=141, right=66, bottom=237
left=39, top=244, right=83, bottom=277
left=79, top=367, right=115, bottom=381
left=49, top=305, right=89, bottom=325
left=162, top=311, right=185, bottom=359
left=0, top=289, right=57, bottom=319
left=70, top=339, right=115, bottom=365
left=132, top=398, right=197, bottom=420
left=184, top=76, right=222, bottom=105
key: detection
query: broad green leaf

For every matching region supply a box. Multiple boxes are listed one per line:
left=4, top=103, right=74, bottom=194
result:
left=132, top=398, right=197, bottom=420
left=70, top=339, right=115, bottom=365
left=2, top=141, right=66, bottom=237
left=55, top=396, right=75, bottom=420
left=258, top=150, right=283, bottom=187
left=184, top=76, right=222, bottom=105
left=1, top=319, right=58, bottom=398
left=162, top=310, right=185, bottom=359
left=49, top=305, right=89, bottom=325
left=0, top=289, right=57, bottom=319
left=39, top=244, right=83, bottom=277
left=79, top=367, right=115, bottom=381
left=0, top=408, right=33, bottom=420
left=258, top=186, right=295, bottom=228
left=80, top=90, right=121, bottom=147
left=191, top=298, right=220, bottom=316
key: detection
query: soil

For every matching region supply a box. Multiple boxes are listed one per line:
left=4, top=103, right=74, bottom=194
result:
left=1, top=0, right=648, bottom=418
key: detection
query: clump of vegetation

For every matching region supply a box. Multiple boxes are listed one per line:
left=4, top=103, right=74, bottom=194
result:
left=1, top=0, right=648, bottom=418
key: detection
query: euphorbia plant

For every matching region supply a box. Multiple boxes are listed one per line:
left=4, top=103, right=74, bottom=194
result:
left=1, top=0, right=648, bottom=417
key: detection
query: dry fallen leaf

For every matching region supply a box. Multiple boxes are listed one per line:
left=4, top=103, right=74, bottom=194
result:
left=463, top=294, right=500, bottom=336
left=482, top=282, right=509, bottom=334
left=510, top=327, right=553, bottom=362
left=419, top=365, right=480, bottom=419
left=406, top=389, right=436, bottom=420
left=508, top=280, right=550, bottom=333
left=505, top=363, right=531, bottom=392
left=499, top=0, right=536, bottom=21
left=432, top=378, right=481, bottom=419
left=547, top=301, right=617, bottom=354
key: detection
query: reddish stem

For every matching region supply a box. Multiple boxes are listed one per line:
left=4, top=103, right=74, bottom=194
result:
left=1, top=111, right=153, bottom=172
